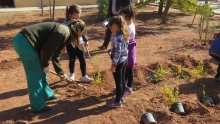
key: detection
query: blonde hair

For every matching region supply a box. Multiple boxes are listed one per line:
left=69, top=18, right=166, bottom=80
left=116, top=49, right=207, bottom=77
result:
left=68, top=19, right=87, bottom=49
left=108, top=16, right=129, bottom=42
left=65, top=4, right=81, bottom=19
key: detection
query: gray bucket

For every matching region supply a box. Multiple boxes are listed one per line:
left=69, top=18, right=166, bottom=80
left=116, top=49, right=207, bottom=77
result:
left=202, top=95, right=214, bottom=105
left=141, top=112, right=156, bottom=124
left=171, top=102, right=185, bottom=115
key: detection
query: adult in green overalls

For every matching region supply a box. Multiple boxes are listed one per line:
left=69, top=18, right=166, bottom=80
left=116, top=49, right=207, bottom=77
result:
left=13, top=20, right=87, bottom=113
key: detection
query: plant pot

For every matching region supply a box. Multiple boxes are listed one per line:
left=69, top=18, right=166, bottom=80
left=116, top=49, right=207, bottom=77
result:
left=146, top=74, right=161, bottom=84
left=141, top=112, right=156, bottom=124
left=170, top=102, right=185, bottom=115
left=202, top=95, right=214, bottom=105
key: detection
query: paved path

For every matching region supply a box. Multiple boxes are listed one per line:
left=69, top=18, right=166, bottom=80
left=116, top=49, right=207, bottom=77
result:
left=0, top=5, right=98, bottom=12
left=0, top=2, right=220, bottom=14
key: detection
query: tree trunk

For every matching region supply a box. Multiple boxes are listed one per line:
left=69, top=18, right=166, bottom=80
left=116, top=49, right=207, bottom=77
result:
left=161, top=0, right=172, bottom=24
left=41, top=0, right=43, bottom=16
left=52, top=0, right=55, bottom=22
left=49, top=0, right=51, bottom=18
left=158, top=0, right=164, bottom=15
left=205, top=0, right=208, bottom=4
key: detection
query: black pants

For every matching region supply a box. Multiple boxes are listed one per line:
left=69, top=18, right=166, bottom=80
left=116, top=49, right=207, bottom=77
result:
left=102, top=27, right=112, bottom=48
left=113, top=60, right=127, bottom=103
left=125, top=67, right=134, bottom=88
left=210, top=53, right=220, bottom=78
left=66, top=44, right=86, bottom=76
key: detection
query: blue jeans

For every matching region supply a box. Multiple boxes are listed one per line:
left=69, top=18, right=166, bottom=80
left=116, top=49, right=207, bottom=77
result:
left=13, top=33, right=53, bottom=112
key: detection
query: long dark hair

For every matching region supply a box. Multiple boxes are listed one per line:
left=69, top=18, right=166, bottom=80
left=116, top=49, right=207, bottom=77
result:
left=118, top=5, right=136, bottom=21
left=65, top=4, right=81, bottom=19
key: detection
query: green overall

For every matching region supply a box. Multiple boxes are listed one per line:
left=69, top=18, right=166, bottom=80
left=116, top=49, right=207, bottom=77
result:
left=13, top=33, right=53, bottom=112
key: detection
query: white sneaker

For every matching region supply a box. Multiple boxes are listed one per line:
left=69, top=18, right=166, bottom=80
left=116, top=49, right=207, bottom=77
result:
left=81, top=75, right=93, bottom=83
left=70, top=73, right=75, bottom=80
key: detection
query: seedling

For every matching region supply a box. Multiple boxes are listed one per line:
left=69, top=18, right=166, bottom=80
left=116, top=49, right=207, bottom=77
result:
left=93, top=55, right=104, bottom=100
left=160, top=80, right=179, bottom=106
left=148, top=65, right=170, bottom=83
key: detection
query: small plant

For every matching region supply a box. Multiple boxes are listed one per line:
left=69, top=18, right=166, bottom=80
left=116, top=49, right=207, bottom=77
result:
left=136, top=104, right=146, bottom=114
left=191, top=60, right=207, bottom=78
left=93, top=55, right=104, bottom=100
left=96, top=0, right=109, bottom=20
left=154, top=64, right=170, bottom=81
left=160, top=80, right=180, bottom=106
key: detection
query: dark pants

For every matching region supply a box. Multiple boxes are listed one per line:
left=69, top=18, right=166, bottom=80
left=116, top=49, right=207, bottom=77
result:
left=66, top=44, right=86, bottom=76
left=125, top=67, right=134, bottom=88
left=102, top=27, right=112, bottom=48
left=113, top=60, right=127, bottom=103
left=210, top=53, right=220, bottom=78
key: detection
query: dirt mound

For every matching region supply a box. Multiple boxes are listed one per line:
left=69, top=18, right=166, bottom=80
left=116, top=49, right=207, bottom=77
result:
left=0, top=58, right=21, bottom=70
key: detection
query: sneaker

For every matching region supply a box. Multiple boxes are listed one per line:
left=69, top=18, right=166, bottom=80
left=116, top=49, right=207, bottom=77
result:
left=70, top=73, right=75, bottom=80
left=112, top=97, right=125, bottom=103
left=33, top=106, right=54, bottom=113
left=81, top=75, right=94, bottom=83
left=98, top=46, right=107, bottom=50
left=124, top=87, right=133, bottom=96
left=48, top=94, right=61, bottom=101
left=214, top=77, right=220, bottom=81
left=106, top=100, right=122, bottom=108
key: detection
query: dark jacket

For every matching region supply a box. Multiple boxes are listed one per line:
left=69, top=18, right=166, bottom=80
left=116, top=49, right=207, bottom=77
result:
left=209, top=37, right=220, bottom=56
left=107, top=0, right=132, bottom=18
left=21, top=22, right=71, bottom=75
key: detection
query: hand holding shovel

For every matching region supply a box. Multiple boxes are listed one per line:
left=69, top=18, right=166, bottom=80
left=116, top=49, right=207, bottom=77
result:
left=49, top=70, right=87, bottom=89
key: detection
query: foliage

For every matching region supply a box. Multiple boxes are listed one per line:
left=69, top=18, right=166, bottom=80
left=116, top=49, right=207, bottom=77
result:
left=96, top=0, right=109, bottom=20
left=160, top=80, right=180, bottom=106
left=93, top=55, right=104, bottom=97
left=190, top=60, right=207, bottom=78
left=172, top=0, right=197, bottom=14
left=153, top=65, right=170, bottom=82
left=134, top=0, right=152, bottom=9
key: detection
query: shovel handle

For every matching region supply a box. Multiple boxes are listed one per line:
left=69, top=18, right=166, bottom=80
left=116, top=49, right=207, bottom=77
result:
left=49, top=70, right=87, bottom=89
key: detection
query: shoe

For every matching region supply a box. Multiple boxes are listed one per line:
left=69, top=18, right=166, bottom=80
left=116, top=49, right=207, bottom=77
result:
left=106, top=100, right=122, bottom=108
left=70, top=73, right=75, bottom=80
left=81, top=75, right=94, bottom=83
left=48, top=94, right=61, bottom=101
left=33, top=106, right=54, bottom=113
left=112, top=97, right=125, bottom=103
left=98, top=46, right=107, bottom=50
left=124, top=87, right=133, bottom=96
left=214, top=77, right=220, bottom=81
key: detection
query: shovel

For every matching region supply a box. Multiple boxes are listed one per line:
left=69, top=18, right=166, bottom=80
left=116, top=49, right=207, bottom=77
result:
left=49, top=70, right=87, bottom=90
left=85, top=46, right=91, bottom=62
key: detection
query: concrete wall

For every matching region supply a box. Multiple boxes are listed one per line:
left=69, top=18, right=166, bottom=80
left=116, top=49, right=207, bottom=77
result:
left=14, top=0, right=97, bottom=7
left=14, top=0, right=139, bottom=7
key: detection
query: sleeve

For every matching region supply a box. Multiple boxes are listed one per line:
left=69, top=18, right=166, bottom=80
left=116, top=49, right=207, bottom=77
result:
left=52, top=52, right=64, bottom=75
left=112, top=38, right=122, bottom=67
left=82, top=35, right=88, bottom=42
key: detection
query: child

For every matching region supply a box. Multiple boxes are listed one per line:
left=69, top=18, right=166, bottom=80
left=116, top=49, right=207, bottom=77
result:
left=106, top=15, right=129, bottom=108
left=63, top=4, right=93, bottom=82
left=209, top=37, right=220, bottom=81
left=13, top=20, right=87, bottom=113
left=118, top=5, right=137, bottom=95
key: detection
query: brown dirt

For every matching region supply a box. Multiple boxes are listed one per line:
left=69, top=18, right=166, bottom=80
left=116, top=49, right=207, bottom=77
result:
left=1, top=5, right=220, bottom=124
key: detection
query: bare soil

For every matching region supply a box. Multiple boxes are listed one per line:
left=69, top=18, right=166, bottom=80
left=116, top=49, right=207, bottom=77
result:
left=1, top=5, right=220, bottom=124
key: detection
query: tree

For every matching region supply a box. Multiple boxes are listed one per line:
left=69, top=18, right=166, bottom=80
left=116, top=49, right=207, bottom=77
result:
left=40, top=0, right=43, bottom=15
left=158, top=0, right=165, bottom=15
left=161, top=0, right=171, bottom=23
left=52, top=0, right=55, bottom=21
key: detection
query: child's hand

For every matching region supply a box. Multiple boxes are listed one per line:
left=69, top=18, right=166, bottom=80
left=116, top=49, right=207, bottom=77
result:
left=84, top=42, right=88, bottom=48
left=109, top=66, right=116, bottom=72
